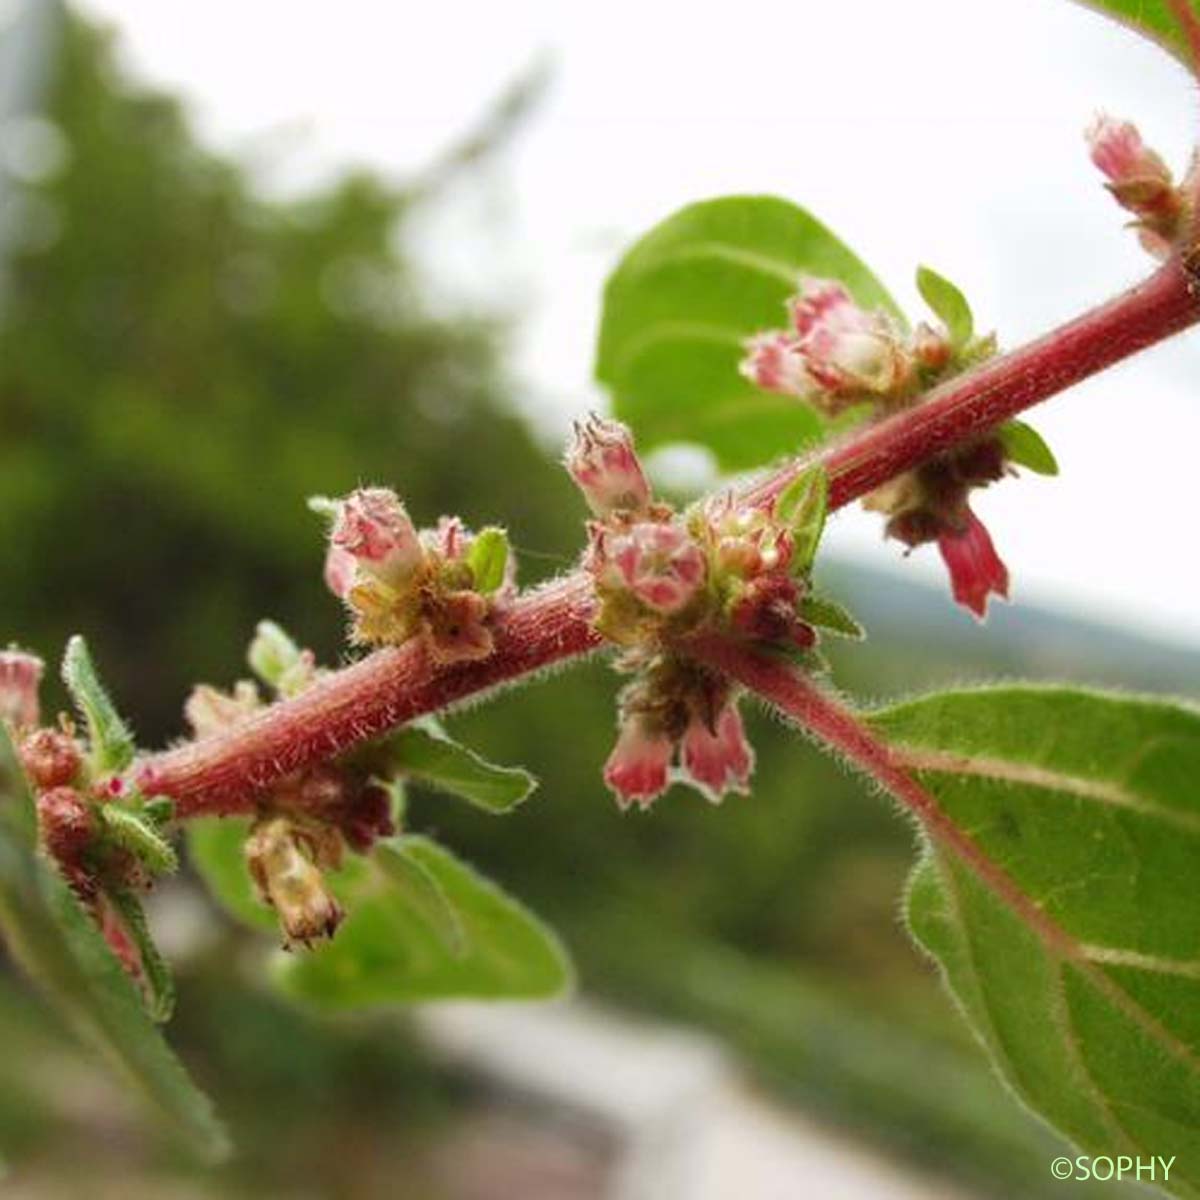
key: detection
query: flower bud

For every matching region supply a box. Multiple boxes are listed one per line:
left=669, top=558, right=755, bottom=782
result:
left=330, top=487, right=425, bottom=590
left=0, top=649, right=43, bottom=730
left=739, top=333, right=815, bottom=397
left=603, top=716, right=673, bottom=810
left=602, top=521, right=706, bottom=614
left=565, top=415, right=652, bottom=517
left=912, top=321, right=953, bottom=371
left=37, top=786, right=97, bottom=898
left=741, top=278, right=911, bottom=412
left=184, top=680, right=261, bottom=739
left=21, top=728, right=81, bottom=789
left=936, top=507, right=1009, bottom=620
left=788, top=278, right=910, bottom=394
left=1085, top=114, right=1182, bottom=257
left=340, top=783, right=397, bottom=853
left=680, top=703, right=754, bottom=802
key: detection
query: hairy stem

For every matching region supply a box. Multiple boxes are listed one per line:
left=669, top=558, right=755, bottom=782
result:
left=750, top=256, right=1199, bottom=510
left=140, top=258, right=1199, bottom=816
left=139, top=576, right=601, bottom=816
left=685, top=635, right=1078, bottom=956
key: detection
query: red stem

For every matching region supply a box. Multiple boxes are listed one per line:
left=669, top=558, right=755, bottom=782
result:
left=140, top=259, right=1199, bottom=816
left=140, top=576, right=601, bottom=816
left=749, top=257, right=1199, bottom=510
left=685, top=635, right=1078, bottom=956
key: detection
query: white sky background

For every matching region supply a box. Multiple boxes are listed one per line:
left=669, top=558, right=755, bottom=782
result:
left=73, top=0, right=1200, bottom=645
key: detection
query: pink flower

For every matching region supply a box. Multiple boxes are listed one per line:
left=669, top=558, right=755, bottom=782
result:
left=739, top=333, right=816, bottom=398
left=740, top=278, right=910, bottom=405
left=681, top=702, right=755, bottom=802
left=0, top=649, right=43, bottom=729
left=937, top=508, right=1010, bottom=620
left=323, top=544, right=357, bottom=599
left=603, top=717, right=673, bottom=810
left=565, top=414, right=652, bottom=517
left=1085, top=114, right=1180, bottom=257
left=603, top=521, right=706, bottom=614
left=330, top=488, right=424, bottom=589
left=1086, top=114, right=1170, bottom=187
left=788, top=278, right=909, bottom=393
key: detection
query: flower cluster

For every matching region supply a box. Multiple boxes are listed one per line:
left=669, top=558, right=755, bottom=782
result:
left=741, top=274, right=1020, bottom=619
left=565, top=416, right=839, bottom=809
left=1, top=648, right=176, bottom=1004
left=862, top=439, right=1011, bottom=619
left=1086, top=114, right=1185, bottom=259
left=740, top=279, right=920, bottom=415
left=320, top=488, right=513, bottom=664
left=184, top=625, right=396, bottom=947
left=604, top=657, right=753, bottom=809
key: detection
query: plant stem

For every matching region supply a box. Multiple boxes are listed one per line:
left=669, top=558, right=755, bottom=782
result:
left=140, top=258, right=1199, bottom=817
left=749, top=256, right=1199, bottom=510
left=684, top=635, right=1078, bottom=956
left=139, top=576, right=602, bottom=816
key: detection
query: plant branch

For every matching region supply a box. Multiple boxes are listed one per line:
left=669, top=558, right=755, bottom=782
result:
left=748, top=256, right=1199, bottom=510
left=138, top=575, right=602, bottom=816
left=138, top=257, right=1199, bottom=817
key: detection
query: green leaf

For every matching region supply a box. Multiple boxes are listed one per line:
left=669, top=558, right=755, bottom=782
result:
left=869, top=686, right=1200, bottom=1197
left=466, top=526, right=510, bottom=596
left=999, top=420, right=1060, bottom=476
left=595, top=196, right=904, bottom=471
left=800, top=594, right=865, bottom=640
left=374, top=840, right=466, bottom=957
left=273, top=836, right=572, bottom=1010
left=377, top=719, right=537, bottom=814
left=0, top=724, right=227, bottom=1161
left=61, top=636, right=135, bottom=775
left=915, top=265, right=973, bottom=348
left=247, top=620, right=303, bottom=690
left=1071, top=0, right=1200, bottom=70
left=775, top=466, right=828, bottom=574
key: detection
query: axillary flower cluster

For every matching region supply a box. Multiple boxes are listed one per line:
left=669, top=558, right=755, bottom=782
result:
left=564, top=415, right=847, bottom=811
left=741, top=275, right=1016, bottom=619
left=319, top=488, right=514, bottom=663
left=1, top=646, right=179, bottom=1016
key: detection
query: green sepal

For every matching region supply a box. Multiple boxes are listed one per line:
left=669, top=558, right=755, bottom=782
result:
left=800, top=594, right=866, bottom=640
left=775, top=466, right=828, bottom=575
left=998, top=420, right=1059, bottom=476
left=247, top=620, right=303, bottom=690
left=98, top=806, right=178, bottom=875
left=916, top=265, right=973, bottom=348
left=466, top=527, right=510, bottom=596
left=61, top=636, right=136, bottom=775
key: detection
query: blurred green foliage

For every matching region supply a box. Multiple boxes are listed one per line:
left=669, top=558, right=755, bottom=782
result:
left=0, top=12, right=1165, bottom=1198
left=0, top=15, right=581, bottom=742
